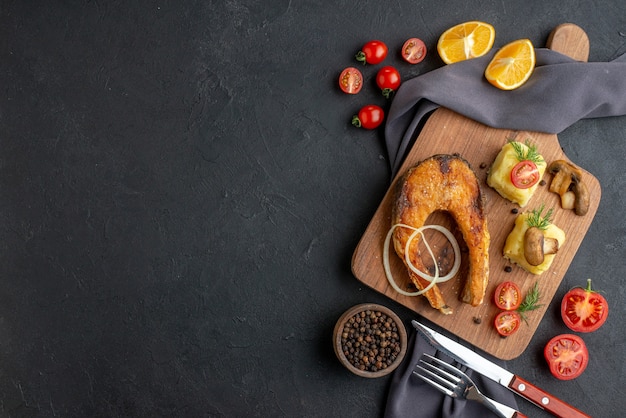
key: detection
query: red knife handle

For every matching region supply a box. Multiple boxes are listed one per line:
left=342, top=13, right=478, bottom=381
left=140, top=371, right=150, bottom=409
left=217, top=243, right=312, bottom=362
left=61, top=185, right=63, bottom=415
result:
left=513, top=413, right=528, bottom=418
left=509, top=375, right=591, bottom=418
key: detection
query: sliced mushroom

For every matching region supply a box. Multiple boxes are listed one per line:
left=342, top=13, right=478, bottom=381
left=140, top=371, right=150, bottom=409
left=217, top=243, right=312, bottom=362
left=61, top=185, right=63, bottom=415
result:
left=572, top=179, right=590, bottom=216
left=524, top=226, right=559, bottom=266
left=547, top=160, right=589, bottom=216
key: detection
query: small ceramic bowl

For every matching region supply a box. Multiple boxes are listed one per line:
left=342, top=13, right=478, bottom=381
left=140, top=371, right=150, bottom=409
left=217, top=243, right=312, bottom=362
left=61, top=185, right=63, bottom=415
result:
left=333, top=303, right=408, bottom=378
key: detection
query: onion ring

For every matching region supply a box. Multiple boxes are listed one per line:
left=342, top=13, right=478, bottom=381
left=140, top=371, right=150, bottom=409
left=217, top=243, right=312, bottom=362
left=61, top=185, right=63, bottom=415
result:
left=383, top=223, right=461, bottom=296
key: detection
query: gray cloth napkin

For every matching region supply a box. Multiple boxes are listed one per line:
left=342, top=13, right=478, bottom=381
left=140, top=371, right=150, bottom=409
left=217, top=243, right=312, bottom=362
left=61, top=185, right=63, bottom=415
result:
left=385, top=48, right=626, bottom=175
left=385, top=328, right=519, bottom=418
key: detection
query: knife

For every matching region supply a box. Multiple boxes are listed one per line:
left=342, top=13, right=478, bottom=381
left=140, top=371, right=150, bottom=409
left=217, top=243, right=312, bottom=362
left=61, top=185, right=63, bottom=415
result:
left=412, top=320, right=591, bottom=418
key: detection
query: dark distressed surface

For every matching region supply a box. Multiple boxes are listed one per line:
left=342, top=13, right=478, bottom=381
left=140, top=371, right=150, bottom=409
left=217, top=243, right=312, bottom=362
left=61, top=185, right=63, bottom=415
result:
left=1, top=1, right=624, bottom=417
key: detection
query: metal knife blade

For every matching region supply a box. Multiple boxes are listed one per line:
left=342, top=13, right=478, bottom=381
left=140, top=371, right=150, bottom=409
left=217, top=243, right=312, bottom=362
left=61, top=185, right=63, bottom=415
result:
left=412, top=320, right=591, bottom=418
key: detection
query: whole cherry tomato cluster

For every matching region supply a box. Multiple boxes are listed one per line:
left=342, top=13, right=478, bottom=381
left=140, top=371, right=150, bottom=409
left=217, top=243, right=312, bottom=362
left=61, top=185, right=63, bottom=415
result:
left=337, top=39, right=427, bottom=130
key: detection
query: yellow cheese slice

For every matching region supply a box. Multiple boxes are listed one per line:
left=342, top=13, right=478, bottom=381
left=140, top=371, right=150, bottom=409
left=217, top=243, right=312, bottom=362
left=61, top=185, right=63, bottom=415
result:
left=487, top=142, right=546, bottom=207
left=503, top=212, right=565, bottom=275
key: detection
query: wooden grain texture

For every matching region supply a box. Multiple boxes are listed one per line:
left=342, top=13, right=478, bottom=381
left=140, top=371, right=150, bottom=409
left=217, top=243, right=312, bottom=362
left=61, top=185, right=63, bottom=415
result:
left=351, top=24, right=600, bottom=360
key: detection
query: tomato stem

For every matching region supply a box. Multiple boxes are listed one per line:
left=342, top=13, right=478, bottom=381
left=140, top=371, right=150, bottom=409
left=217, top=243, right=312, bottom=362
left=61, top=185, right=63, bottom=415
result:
left=351, top=115, right=362, bottom=128
left=381, top=88, right=394, bottom=99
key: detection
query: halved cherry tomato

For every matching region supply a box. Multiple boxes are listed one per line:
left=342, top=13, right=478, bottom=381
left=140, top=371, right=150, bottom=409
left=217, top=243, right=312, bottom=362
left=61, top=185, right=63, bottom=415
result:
left=352, top=105, right=385, bottom=130
left=510, top=160, right=539, bottom=189
left=544, top=334, right=588, bottom=380
left=401, top=38, right=427, bottom=64
left=494, top=311, right=521, bottom=337
left=561, top=279, right=608, bottom=333
left=493, top=281, right=522, bottom=311
left=338, top=67, right=363, bottom=94
left=356, top=40, right=388, bottom=65
left=376, top=66, right=401, bottom=98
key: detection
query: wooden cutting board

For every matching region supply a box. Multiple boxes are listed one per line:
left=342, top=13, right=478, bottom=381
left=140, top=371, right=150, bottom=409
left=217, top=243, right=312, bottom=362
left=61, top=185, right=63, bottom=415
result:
left=351, top=24, right=601, bottom=360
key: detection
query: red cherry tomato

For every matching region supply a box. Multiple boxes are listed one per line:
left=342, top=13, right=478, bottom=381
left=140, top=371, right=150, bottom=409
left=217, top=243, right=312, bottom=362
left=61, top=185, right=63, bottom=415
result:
left=338, top=67, right=363, bottom=94
left=544, top=334, right=588, bottom=380
left=494, top=311, right=521, bottom=337
left=352, top=105, right=385, bottom=130
left=376, top=66, right=401, bottom=98
left=401, top=38, right=427, bottom=64
left=356, top=40, right=388, bottom=65
left=493, top=281, right=522, bottom=311
left=561, top=279, right=609, bottom=333
left=510, top=160, right=539, bottom=189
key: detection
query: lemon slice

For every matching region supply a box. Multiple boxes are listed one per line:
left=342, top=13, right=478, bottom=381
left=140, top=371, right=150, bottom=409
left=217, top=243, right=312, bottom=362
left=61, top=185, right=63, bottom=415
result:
left=485, top=38, right=536, bottom=90
left=437, top=21, right=496, bottom=64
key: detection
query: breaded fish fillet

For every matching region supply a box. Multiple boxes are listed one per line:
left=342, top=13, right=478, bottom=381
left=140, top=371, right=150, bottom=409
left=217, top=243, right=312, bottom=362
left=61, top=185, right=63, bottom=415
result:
left=392, top=154, right=490, bottom=314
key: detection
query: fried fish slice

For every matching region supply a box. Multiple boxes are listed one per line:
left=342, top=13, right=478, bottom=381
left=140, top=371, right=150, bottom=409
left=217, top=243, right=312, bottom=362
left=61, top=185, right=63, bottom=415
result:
left=392, top=154, right=490, bottom=314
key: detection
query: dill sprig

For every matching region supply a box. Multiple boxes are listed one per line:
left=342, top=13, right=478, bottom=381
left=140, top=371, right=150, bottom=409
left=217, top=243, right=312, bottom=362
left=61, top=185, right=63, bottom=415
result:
left=509, top=140, right=545, bottom=164
left=518, top=281, right=543, bottom=323
left=526, top=204, right=554, bottom=230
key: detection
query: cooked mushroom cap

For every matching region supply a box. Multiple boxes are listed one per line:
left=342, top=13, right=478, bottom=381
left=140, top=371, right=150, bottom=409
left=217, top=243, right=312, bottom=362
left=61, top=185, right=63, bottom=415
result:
left=572, top=180, right=590, bottom=216
left=548, top=160, right=583, bottom=180
left=547, top=160, right=590, bottom=216
left=524, top=227, right=546, bottom=266
left=524, top=227, right=559, bottom=266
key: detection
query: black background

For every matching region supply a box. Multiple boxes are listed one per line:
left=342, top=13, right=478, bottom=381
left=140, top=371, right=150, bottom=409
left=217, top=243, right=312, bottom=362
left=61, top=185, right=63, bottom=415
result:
left=1, top=1, right=625, bottom=417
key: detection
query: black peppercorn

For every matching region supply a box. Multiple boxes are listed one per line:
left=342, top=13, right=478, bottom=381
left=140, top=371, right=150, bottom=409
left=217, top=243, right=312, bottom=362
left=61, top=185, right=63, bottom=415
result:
left=340, top=309, right=402, bottom=373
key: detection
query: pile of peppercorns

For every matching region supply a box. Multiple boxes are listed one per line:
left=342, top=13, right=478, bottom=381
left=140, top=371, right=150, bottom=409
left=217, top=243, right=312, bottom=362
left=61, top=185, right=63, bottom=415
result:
left=340, top=309, right=402, bottom=372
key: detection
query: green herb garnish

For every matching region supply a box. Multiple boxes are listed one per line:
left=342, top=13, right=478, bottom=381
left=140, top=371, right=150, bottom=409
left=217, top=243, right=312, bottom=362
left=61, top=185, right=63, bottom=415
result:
left=526, top=204, right=554, bottom=230
left=510, top=140, right=545, bottom=165
left=518, top=281, right=543, bottom=323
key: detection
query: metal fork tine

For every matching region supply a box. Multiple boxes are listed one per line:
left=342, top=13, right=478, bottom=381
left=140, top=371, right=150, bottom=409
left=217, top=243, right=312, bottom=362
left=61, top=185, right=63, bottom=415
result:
left=423, top=354, right=467, bottom=377
left=413, top=353, right=523, bottom=418
left=419, top=360, right=459, bottom=389
left=413, top=365, right=456, bottom=397
left=413, top=354, right=465, bottom=398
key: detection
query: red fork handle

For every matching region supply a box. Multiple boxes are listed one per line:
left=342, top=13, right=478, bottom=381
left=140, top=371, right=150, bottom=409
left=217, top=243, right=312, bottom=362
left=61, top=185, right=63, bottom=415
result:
left=509, top=375, right=591, bottom=418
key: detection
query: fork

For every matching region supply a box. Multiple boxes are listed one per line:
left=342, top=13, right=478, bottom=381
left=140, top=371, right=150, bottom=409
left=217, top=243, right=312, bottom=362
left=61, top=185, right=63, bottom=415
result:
left=413, top=354, right=527, bottom=418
